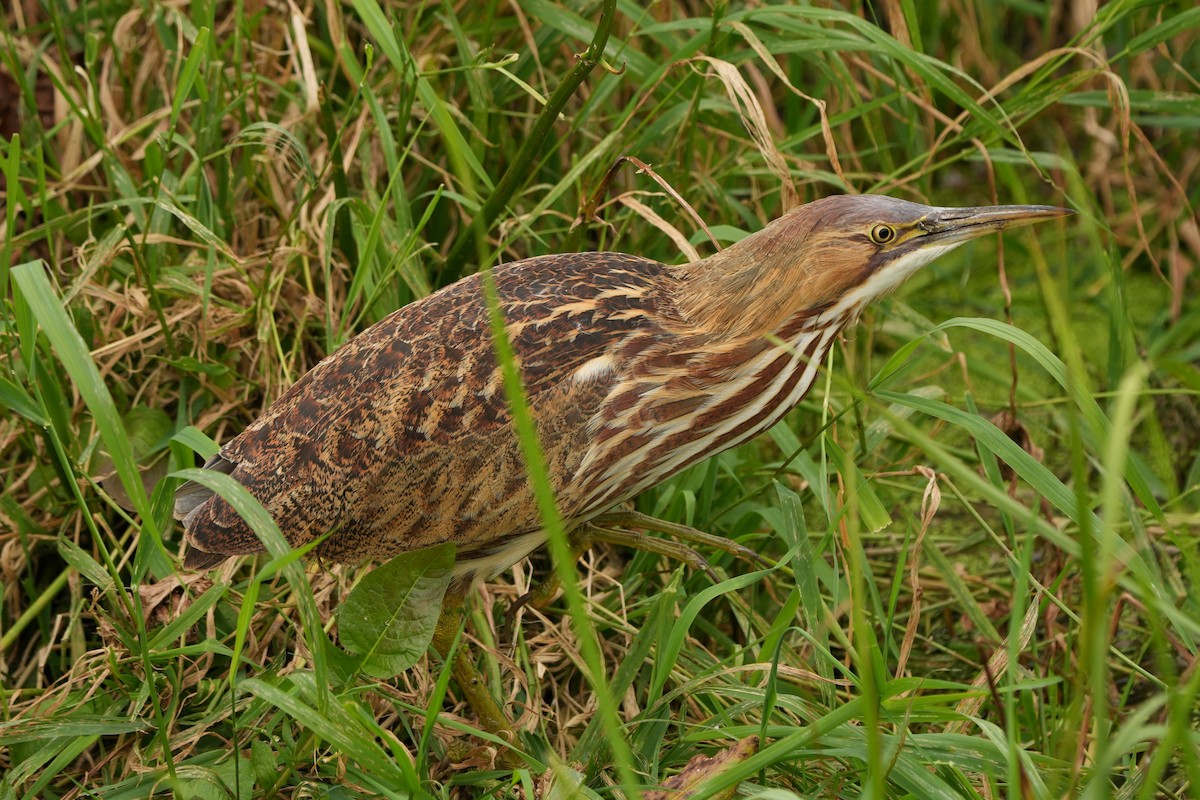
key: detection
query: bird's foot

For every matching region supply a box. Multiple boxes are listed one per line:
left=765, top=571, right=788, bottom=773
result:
left=589, top=509, right=771, bottom=569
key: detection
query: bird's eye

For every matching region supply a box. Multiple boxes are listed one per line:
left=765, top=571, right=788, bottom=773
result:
left=869, top=224, right=896, bottom=245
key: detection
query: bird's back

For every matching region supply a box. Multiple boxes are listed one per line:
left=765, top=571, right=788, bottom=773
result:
left=177, top=252, right=677, bottom=569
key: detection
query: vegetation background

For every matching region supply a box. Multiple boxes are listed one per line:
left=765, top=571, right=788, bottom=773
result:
left=1, top=0, right=1198, bottom=797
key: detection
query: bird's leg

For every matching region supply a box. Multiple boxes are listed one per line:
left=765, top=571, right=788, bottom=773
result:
left=590, top=509, right=771, bottom=568
left=432, top=581, right=521, bottom=767
left=509, top=521, right=720, bottom=616
left=510, top=513, right=769, bottom=617
left=583, top=523, right=719, bottom=580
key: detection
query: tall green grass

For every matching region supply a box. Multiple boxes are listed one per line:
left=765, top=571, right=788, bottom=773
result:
left=1, top=0, right=1198, bottom=797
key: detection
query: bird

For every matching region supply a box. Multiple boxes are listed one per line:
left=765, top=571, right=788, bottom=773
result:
left=175, top=195, right=1069, bottom=576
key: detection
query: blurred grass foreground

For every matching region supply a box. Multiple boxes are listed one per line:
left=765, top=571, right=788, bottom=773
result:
left=1, top=0, right=1199, bottom=797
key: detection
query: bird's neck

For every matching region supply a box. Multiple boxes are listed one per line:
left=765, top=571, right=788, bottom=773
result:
left=669, top=222, right=862, bottom=341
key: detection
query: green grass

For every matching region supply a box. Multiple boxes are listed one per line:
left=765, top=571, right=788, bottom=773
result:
left=2, top=0, right=1199, bottom=797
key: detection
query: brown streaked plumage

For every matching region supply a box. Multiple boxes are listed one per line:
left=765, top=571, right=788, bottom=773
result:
left=176, top=195, right=1070, bottom=574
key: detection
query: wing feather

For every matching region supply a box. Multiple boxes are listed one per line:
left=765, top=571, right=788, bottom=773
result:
left=177, top=252, right=675, bottom=567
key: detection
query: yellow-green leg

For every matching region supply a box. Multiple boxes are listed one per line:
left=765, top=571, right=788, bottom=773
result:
left=510, top=512, right=770, bottom=616
left=584, top=523, right=718, bottom=579
left=432, top=583, right=522, bottom=768
left=590, top=509, right=771, bottom=568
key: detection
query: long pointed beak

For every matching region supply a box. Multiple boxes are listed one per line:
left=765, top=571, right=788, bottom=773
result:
left=920, top=204, right=1074, bottom=245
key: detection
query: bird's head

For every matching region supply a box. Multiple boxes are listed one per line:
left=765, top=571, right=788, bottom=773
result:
left=675, top=194, right=1071, bottom=338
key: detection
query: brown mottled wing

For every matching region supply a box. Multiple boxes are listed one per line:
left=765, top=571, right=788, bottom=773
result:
left=177, top=252, right=673, bottom=566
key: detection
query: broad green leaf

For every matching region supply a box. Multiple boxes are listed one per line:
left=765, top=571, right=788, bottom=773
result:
left=337, top=543, right=455, bottom=678
left=877, top=390, right=1082, bottom=525
left=1122, top=7, right=1200, bottom=56
left=160, top=355, right=232, bottom=379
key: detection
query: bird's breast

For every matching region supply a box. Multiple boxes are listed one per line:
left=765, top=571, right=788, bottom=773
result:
left=570, top=313, right=846, bottom=515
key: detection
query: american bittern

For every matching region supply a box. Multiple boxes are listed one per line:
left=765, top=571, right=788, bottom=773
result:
left=175, top=194, right=1067, bottom=740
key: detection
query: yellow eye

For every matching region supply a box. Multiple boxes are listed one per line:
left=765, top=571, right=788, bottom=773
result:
left=869, top=224, right=896, bottom=245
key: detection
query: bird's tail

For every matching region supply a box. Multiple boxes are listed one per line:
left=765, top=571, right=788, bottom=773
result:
left=173, top=453, right=231, bottom=520
left=174, top=453, right=262, bottom=568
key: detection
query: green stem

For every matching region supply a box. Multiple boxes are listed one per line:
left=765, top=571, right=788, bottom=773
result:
left=0, top=569, right=69, bottom=653
left=444, top=0, right=618, bottom=276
